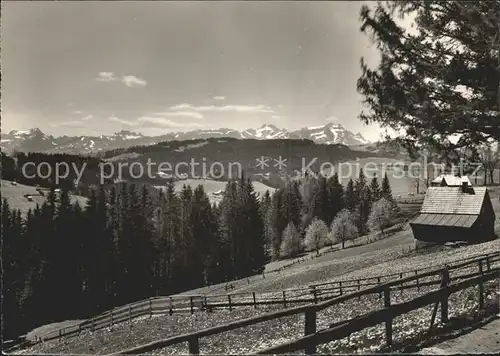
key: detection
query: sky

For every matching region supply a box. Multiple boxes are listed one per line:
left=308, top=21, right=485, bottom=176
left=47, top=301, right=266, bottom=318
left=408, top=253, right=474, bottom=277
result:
left=1, top=1, right=409, bottom=141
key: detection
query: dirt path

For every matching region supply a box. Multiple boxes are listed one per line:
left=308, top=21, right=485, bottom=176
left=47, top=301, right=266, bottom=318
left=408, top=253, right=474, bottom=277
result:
left=419, top=317, right=500, bottom=354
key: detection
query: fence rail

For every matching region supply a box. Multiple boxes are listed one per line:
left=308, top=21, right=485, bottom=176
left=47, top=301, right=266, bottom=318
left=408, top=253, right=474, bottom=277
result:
left=111, top=255, right=499, bottom=355
left=257, top=270, right=499, bottom=354
left=7, top=251, right=499, bottom=353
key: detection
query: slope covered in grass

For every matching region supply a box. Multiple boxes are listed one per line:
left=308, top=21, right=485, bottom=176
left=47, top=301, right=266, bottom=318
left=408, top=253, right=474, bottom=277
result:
left=19, top=234, right=499, bottom=355
left=1, top=180, right=88, bottom=214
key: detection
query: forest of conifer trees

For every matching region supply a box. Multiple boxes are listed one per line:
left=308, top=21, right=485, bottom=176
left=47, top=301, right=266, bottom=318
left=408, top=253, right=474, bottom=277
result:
left=2, top=170, right=396, bottom=340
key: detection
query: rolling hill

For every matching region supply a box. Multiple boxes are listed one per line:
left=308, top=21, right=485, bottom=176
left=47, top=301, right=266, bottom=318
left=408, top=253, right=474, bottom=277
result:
left=99, top=138, right=380, bottom=189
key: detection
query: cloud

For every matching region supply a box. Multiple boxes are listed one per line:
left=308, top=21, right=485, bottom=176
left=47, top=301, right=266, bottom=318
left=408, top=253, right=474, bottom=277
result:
left=168, top=103, right=274, bottom=114
left=122, top=75, right=147, bottom=87
left=108, top=115, right=203, bottom=130
left=169, top=103, right=192, bottom=111
left=96, top=72, right=147, bottom=88
left=72, top=110, right=94, bottom=121
left=271, top=115, right=281, bottom=119
left=108, top=116, right=138, bottom=126
left=154, top=111, right=204, bottom=120
left=137, top=116, right=203, bottom=129
left=96, top=72, right=116, bottom=82
left=213, top=96, right=226, bottom=101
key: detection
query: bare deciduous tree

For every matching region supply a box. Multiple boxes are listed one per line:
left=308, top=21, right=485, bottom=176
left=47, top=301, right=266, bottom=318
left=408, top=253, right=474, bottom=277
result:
left=280, top=222, right=302, bottom=258
left=304, top=218, right=329, bottom=255
left=479, top=144, right=500, bottom=185
left=368, top=198, right=395, bottom=237
left=329, top=209, right=359, bottom=249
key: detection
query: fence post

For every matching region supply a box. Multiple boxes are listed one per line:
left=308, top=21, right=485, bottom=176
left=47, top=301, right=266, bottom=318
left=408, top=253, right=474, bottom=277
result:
left=111, top=309, right=114, bottom=325
left=304, top=309, right=317, bottom=355
left=486, top=256, right=491, bottom=272
left=190, top=296, right=194, bottom=315
left=91, top=317, right=95, bottom=332
left=129, top=305, right=132, bottom=321
left=252, top=292, right=257, bottom=309
left=478, top=262, right=484, bottom=310
left=59, top=329, right=62, bottom=341
left=228, top=294, right=232, bottom=311
left=399, top=273, right=403, bottom=295
left=169, top=297, right=174, bottom=315
left=384, top=287, right=392, bottom=348
left=149, top=298, right=153, bottom=318
left=188, top=336, right=200, bottom=355
left=415, top=270, right=420, bottom=291
left=378, top=277, right=382, bottom=298
left=429, top=299, right=440, bottom=331
left=283, top=291, right=287, bottom=308
left=312, top=286, right=318, bottom=304
left=339, top=281, right=343, bottom=296
left=440, top=268, right=449, bottom=324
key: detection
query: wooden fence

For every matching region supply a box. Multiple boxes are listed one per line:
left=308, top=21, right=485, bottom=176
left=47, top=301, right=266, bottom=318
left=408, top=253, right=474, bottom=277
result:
left=110, top=256, right=499, bottom=355
left=257, top=270, right=498, bottom=354
left=8, top=251, right=498, bottom=353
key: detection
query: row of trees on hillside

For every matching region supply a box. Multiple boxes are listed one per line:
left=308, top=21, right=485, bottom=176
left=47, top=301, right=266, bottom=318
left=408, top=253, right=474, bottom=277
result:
left=260, top=170, right=400, bottom=259
left=1, top=151, right=113, bottom=194
left=2, top=170, right=397, bottom=340
left=2, top=175, right=265, bottom=340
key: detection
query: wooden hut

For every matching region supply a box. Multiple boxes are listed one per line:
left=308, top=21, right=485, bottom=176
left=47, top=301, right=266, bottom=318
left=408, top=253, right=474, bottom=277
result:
left=410, top=184, right=495, bottom=243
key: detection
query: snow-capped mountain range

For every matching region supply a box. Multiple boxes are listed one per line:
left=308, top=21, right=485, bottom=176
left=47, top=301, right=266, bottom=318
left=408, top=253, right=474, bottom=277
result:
left=1, top=123, right=369, bottom=154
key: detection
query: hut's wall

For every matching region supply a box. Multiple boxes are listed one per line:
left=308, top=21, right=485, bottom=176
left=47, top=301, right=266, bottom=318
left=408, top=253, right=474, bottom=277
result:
left=410, top=224, right=483, bottom=243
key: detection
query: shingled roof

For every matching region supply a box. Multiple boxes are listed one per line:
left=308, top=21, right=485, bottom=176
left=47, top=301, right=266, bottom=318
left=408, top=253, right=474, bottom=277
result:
left=412, top=213, right=478, bottom=227
left=419, top=186, right=487, bottom=215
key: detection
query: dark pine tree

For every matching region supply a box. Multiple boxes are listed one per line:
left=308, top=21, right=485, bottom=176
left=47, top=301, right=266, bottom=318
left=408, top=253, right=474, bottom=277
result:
left=344, top=178, right=356, bottom=212
left=312, top=176, right=330, bottom=224
left=381, top=173, right=394, bottom=201
left=355, top=169, right=371, bottom=235
left=358, top=1, right=500, bottom=153
left=2, top=199, right=21, bottom=339
left=369, top=176, right=382, bottom=203
left=190, top=185, right=219, bottom=286
left=269, top=189, right=286, bottom=260
left=220, top=180, right=242, bottom=280
left=326, top=172, right=344, bottom=225
left=236, top=176, right=266, bottom=276
left=282, top=181, right=303, bottom=231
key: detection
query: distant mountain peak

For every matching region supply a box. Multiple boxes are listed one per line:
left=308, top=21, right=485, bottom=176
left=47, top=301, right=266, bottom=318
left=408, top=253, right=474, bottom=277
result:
left=259, top=123, right=278, bottom=129
left=324, top=121, right=344, bottom=127
left=114, top=130, right=143, bottom=136
left=9, top=128, right=44, bottom=136
left=1, top=123, right=371, bottom=154
left=113, top=130, right=144, bottom=140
